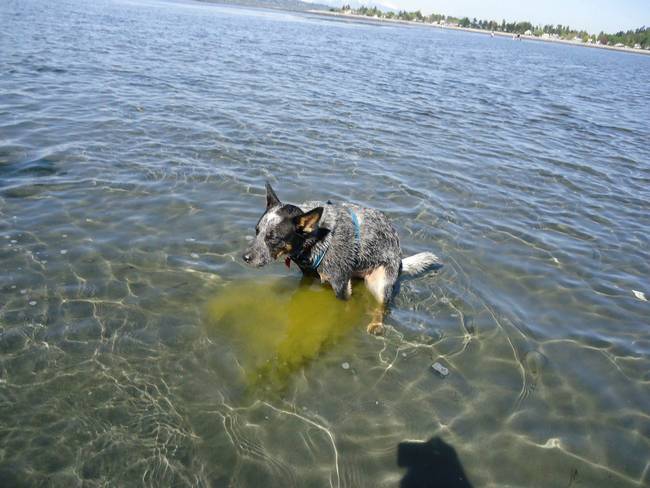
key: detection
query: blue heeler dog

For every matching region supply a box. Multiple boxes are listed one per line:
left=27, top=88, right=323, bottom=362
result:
left=242, top=183, right=441, bottom=334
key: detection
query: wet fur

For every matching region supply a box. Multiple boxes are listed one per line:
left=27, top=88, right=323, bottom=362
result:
left=242, top=183, right=440, bottom=332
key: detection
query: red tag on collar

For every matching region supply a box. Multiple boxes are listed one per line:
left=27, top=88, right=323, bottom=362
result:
left=285, top=257, right=291, bottom=269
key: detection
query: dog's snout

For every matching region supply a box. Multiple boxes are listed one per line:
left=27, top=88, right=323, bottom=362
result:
left=242, top=252, right=252, bottom=263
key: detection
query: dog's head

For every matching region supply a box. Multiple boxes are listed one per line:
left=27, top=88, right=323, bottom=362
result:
left=242, top=183, right=323, bottom=268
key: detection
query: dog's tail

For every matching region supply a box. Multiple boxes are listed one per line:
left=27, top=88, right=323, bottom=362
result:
left=401, top=252, right=442, bottom=278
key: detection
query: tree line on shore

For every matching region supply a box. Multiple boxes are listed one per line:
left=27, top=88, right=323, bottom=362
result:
left=334, top=5, right=649, bottom=48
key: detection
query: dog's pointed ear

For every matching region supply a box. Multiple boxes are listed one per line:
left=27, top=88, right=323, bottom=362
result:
left=293, top=207, right=323, bottom=233
left=265, top=182, right=280, bottom=209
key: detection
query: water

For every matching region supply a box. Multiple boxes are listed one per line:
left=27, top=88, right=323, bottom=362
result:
left=1, top=0, right=649, bottom=486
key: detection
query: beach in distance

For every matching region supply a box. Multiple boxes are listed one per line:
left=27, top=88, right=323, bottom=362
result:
left=1, top=0, right=649, bottom=486
left=309, top=9, right=650, bottom=56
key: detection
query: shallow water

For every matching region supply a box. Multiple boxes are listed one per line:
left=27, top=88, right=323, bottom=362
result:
left=1, top=0, right=649, bottom=486
left=206, top=277, right=375, bottom=390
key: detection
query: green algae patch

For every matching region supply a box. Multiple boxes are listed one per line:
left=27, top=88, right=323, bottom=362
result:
left=205, top=277, right=374, bottom=389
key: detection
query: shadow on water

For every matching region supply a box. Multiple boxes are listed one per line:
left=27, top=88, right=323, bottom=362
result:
left=398, top=437, right=473, bottom=488
left=205, top=276, right=375, bottom=391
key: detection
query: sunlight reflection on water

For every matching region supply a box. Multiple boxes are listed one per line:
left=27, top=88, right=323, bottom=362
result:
left=1, top=0, right=649, bottom=485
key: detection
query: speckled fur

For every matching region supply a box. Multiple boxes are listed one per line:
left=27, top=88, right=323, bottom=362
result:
left=297, top=200, right=402, bottom=303
left=242, top=183, right=439, bottom=306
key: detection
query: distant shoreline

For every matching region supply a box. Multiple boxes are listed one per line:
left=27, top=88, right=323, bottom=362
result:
left=308, top=10, right=650, bottom=57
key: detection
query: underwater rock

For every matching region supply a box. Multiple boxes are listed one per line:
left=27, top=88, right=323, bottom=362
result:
left=524, top=350, right=547, bottom=378
left=431, top=362, right=449, bottom=378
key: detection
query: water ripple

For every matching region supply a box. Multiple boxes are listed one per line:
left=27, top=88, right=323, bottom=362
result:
left=0, top=0, right=649, bottom=486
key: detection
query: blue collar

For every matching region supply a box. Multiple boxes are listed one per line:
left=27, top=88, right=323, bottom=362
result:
left=309, top=208, right=360, bottom=269
left=349, top=207, right=361, bottom=241
left=310, top=245, right=327, bottom=269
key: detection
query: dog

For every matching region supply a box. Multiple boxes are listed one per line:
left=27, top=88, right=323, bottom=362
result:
left=242, top=183, right=441, bottom=334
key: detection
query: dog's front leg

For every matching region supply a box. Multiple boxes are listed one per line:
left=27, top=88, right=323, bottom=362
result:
left=331, top=276, right=352, bottom=300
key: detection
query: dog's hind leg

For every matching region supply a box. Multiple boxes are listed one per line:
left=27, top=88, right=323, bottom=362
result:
left=365, top=266, right=388, bottom=304
left=367, top=309, right=385, bottom=335
left=364, top=265, right=399, bottom=335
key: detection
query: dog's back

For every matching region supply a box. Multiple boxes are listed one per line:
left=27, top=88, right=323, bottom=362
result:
left=297, top=201, right=402, bottom=306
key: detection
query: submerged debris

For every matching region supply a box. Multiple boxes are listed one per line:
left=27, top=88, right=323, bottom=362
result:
left=431, top=362, right=449, bottom=378
left=341, top=362, right=350, bottom=370
left=632, top=290, right=647, bottom=302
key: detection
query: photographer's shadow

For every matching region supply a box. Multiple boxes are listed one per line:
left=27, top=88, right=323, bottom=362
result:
left=398, top=437, right=473, bottom=488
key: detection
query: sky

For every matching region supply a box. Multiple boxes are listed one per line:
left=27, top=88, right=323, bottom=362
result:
left=379, top=0, right=650, bottom=34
